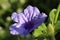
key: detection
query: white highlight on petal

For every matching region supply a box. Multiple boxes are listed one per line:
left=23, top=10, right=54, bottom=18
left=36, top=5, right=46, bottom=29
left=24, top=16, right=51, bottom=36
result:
left=11, top=12, right=18, bottom=22
left=16, top=23, right=21, bottom=28
left=24, top=5, right=33, bottom=21
left=41, top=13, right=47, bottom=18
left=27, top=5, right=33, bottom=21
left=18, top=13, right=28, bottom=22
left=10, top=30, right=19, bottom=35
left=33, top=7, right=40, bottom=17
left=18, top=13, right=26, bottom=23
left=24, top=7, right=29, bottom=18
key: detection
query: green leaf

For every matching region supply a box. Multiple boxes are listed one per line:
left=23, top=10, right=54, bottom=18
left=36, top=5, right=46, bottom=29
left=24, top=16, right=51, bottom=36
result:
left=33, top=23, right=47, bottom=37
left=49, top=9, right=56, bottom=24
left=55, top=4, right=60, bottom=23
left=55, top=20, right=60, bottom=32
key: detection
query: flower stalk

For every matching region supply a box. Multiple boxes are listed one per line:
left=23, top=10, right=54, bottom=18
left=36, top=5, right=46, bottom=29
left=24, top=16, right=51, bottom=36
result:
left=47, top=23, right=55, bottom=40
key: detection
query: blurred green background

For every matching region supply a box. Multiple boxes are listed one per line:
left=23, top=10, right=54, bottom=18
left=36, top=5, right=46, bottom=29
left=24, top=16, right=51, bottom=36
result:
left=0, top=0, right=60, bottom=40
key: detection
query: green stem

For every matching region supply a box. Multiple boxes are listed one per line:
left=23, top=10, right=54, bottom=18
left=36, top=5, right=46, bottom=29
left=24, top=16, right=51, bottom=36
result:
left=48, top=35, right=55, bottom=40
left=55, top=4, right=60, bottom=23
left=47, top=23, right=56, bottom=40
left=17, top=35, right=21, bottom=40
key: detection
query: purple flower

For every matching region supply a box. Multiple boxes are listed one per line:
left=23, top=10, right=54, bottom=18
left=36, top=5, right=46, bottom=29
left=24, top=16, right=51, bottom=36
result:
left=9, top=5, right=47, bottom=36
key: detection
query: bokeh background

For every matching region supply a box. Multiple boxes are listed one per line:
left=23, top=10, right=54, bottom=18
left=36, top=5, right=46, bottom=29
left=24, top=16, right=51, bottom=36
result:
left=0, top=0, right=60, bottom=40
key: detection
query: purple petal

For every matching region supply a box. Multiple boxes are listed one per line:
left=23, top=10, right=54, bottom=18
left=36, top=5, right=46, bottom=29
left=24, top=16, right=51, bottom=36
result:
left=9, top=23, right=17, bottom=30
left=41, top=13, right=47, bottom=18
left=27, top=13, right=47, bottom=32
left=33, top=13, right=47, bottom=28
left=24, top=5, right=41, bottom=21
left=10, top=30, right=19, bottom=35
left=24, top=5, right=33, bottom=21
left=11, top=12, right=28, bottom=24
left=9, top=23, right=29, bottom=36
left=11, top=12, right=18, bottom=22
left=9, top=23, right=19, bottom=35
left=18, top=13, right=28, bottom=23
left=32, top=7, right=40, bottom=19
left=24, top=21, right=34, bottom=32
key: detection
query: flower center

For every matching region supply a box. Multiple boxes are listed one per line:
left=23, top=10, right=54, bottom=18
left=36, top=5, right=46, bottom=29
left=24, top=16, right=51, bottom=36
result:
left=24, top=21, right=34, bottom=31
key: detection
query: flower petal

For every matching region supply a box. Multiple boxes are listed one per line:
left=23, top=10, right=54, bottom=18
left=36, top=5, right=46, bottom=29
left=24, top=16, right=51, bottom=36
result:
left=40, top=13, right=47, bottom=18
left=33, top=13, right=47, bottom=27
left=9, top=23, right=28, bottom=36
left=9, top=23, right=17, bottom=30
left=24, top=5, right=33, bottom=21
left=32, top=7, right=40, bottom=19
left=9, top=23, right=19, bottom=35
left=28, top=13, right=47, bottom=32
left=10, top=30, right=19, bottom=35
left=11, top=12, right=18, bottom=22
left=24, top=5, right=41, bottom=21
left=18, top=13, right=28, bottom=23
